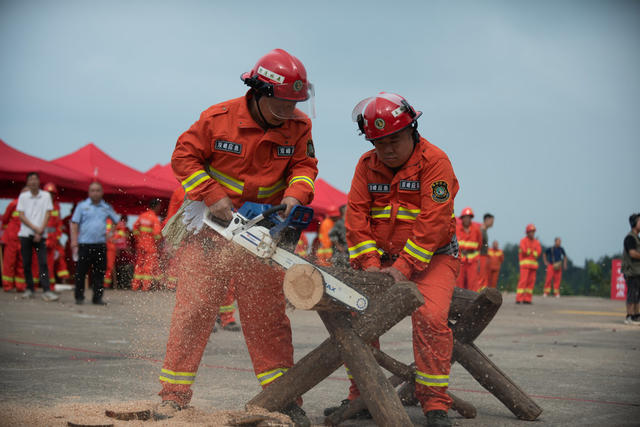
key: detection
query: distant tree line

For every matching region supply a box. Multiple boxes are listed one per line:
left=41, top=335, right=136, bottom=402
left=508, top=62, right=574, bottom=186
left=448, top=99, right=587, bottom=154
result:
left=496, top=243, right=619, bottom=297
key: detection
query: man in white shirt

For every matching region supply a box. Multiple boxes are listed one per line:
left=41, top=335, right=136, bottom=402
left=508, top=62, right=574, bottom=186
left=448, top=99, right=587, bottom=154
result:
left=17, top=172, right=59, bottom=301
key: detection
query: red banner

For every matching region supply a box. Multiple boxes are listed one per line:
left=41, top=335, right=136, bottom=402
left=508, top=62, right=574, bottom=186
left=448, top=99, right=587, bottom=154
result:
left=611, top=259, right=627, bottom=300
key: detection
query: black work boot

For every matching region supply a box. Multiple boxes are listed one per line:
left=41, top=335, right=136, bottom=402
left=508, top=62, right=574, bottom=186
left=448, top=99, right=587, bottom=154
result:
left=280, top=402, right=310, bottom=427
left=323, top=399, right=371, bottom=419
left=425, top=409, right=451, bottom=427
left=152, top=400, right=183, bottom=420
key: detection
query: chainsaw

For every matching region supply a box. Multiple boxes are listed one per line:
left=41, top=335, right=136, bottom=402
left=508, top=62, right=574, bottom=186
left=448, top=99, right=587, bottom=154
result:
left=203, top=202, right=368, bottom=312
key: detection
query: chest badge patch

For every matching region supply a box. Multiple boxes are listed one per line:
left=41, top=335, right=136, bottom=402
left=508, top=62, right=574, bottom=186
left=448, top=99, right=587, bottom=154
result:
left=368, top=183, right=390, bottom=193
left=215, top=140, right=242, bottom=154
left=431, top=181, right=449, bottom=203
left=399, top=180, right=420, bottom=191
left=276, top=145, right=294, bottom=157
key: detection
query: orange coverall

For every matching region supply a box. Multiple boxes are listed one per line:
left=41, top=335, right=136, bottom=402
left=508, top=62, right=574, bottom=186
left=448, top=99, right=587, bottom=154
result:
left=316, top=217, right=334, bottom=266
left=455, top=222, right=482, bottom=291
left=2, top=199, right=25, bottom=291
left=103, top=218, right=116, bottom=288
left=346, top=137, right=460, bottom=413
left=487, top=247, right=504, bottom=288
left=45, top=202, right=70, bottom=286
left=131, top=210, right=162, bottom=291
left=516, top=237, right=541, bottom=303
left=294, top=232, right=309, bottom=258
left=159, top=92, right=318, bottom=406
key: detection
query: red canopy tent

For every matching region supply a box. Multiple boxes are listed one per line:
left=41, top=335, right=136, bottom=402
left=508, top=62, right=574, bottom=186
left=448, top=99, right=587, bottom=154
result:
left=0, top=139, right=88, bottom=201
left=145, top=163, right=178, bottom=187
left=310, top=178, right=348, bottom=218
left=52, top=143, right=175, bottom=214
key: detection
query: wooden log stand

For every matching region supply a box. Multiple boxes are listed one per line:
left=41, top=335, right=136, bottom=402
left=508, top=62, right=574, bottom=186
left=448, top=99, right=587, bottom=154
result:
left=249, top=265, right=542, bottom=425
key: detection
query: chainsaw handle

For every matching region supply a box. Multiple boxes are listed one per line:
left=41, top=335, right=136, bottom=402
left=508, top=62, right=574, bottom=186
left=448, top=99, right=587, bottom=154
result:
left=261, top=204, right=287, bottom=218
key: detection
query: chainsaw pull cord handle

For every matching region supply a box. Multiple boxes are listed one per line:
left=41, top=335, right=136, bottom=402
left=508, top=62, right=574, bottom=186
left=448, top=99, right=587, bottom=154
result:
left=260, top=204, right=287, bottom=218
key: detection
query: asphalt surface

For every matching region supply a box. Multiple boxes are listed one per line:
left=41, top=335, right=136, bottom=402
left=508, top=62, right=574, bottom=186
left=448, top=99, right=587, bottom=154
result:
left=1, top=287, right=639, bottom=426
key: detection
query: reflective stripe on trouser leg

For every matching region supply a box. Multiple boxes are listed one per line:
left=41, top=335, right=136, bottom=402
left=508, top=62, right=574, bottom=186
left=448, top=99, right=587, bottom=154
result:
left=132, top=246, right=159, bottom=291
left=219, top=282, right=237, bottom=326
left=159, top=233, right=228, bottom=407
left=516, top=266, right=529, bottom=302
left=412, top=255, right=457, bottom=412
left=234, top=240, right=294, bottom=387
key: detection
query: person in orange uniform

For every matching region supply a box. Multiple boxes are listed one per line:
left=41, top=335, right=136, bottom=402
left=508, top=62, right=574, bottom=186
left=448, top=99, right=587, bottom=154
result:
left=516, top=224, right=541, bottom=304
left=487, top=240, right=504, bottom=289
left=339, top=92, right=459, bottom=427
left=1, top=190, right=27, bottom=291
left=294, top=232, right=309, bottom=258
left=156, top=49, right=317, bottom=424
left=103, top=218, right=117, bottom=288
left=316, top=207, right=339, bottom=266
left=131, top=199, right=163, bottom=291
left=455, top=207, right=482, bottom=291
left=42, top=183, right=70, bottom=287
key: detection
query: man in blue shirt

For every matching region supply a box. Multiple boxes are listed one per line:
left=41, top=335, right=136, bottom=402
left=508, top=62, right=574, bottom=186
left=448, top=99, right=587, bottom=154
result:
left=543, top=237, right=567, bottom=297
left=70, top=182, right=120, bottom=305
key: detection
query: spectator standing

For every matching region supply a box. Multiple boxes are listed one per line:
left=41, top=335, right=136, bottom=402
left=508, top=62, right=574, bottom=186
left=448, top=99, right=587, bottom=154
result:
left=542, top=237, right=567, bottom=297
left=622, top=213, right=640, bottom=325
left=477, top=213, right=494, bottom=290
left=17, top=172, right=58, bottom=301
left=329, top=205, right=348, bottom=267
left=487, top=240, right=504, bottom=289
left=70, top=182, right=119, bottom=305
left=2, top=188, right=27, bottom=292
left=515, top=224, right=541, bottom=304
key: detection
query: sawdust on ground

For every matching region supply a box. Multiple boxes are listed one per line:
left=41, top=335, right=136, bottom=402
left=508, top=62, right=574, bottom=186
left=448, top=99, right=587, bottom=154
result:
left=0, top=400, right=295, bottom=426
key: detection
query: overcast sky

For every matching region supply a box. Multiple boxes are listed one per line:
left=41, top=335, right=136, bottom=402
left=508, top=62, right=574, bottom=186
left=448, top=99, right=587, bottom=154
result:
left=1, top=0, right=639, bottom=265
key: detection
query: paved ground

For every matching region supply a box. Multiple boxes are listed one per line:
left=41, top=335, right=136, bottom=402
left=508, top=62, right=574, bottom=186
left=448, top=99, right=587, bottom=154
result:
left=1, top=287, right=639, bottom=426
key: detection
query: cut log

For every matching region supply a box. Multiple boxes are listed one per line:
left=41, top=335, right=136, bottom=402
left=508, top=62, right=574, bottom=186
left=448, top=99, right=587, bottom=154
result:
left=320, top=311, right=412, bottom=426
left=283, top=264, right=327, bottom=310
left=247, top=281, right=424, bottom=411
left=451, top=288, right=502, bottom=344
left=104, top=409, right=151, bottom=421
left=453, top=341, right=543, bottom=421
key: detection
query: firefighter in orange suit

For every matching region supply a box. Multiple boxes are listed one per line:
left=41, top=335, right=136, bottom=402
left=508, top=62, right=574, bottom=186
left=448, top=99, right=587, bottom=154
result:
left=336, top=93, right=459, bottom=427
left=42, top=183, right=70, bottom=287
left=487, top=240, right=504, bottom=289
left=157, top=49, right=317, bottom=423
left=131, top=199, right=163, bottom=291
left=2, top=192, right=26, bottom=291
left=455, top=207, right=482, bottom=291
left=516, top=224, right=541, bottom=304
left=316, top=208, right=339, bottom=266
left=294, top=232, right=309, bottom=258
left=104, top=218, right=116, bottom=288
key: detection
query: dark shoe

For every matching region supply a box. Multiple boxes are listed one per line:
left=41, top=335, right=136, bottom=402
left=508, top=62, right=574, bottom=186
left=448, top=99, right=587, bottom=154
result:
left=280, top=402, right=310, bottom=427
left=75, top=299, right=84, bottom=305
left=222, top=321, right=241, bottom=332
left=515, top=301, right=521, bottom=304
left=92, top=299, right=107, bottom=306
left=523, top=301, right=532, bottom=305
left=153, top=400, right=183, bottom=420
left=425, top=410, right=451, bottom=427
left=323, top=399, right=371, bottom=419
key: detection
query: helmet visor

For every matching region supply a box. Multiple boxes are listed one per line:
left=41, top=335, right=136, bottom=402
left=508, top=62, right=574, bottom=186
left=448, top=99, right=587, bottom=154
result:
left=269, top=82, right=315, bottom=119
left=351, top=93, right=409, bottom=122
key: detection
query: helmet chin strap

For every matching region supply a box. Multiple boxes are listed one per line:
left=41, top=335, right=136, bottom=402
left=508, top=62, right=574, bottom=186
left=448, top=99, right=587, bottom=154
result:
left=254, top=92, right=281, bottom=129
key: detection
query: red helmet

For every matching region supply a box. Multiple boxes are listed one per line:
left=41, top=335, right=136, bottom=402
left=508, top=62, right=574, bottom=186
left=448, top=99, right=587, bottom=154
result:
left=526, top=223, right=536, bottom=233
left=352, top=92, right=422, bottom=141
left=460, top=207, right=474, bottom=218
left=241, top=49, right=312, bottom=102
left=43, top=182, right=58, bottom=193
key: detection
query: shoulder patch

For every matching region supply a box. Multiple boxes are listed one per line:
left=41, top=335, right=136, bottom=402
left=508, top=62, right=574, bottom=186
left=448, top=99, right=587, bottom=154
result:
left=306, top=139, right=315, bottom=158
left=431, top=181, right=449, bottom=203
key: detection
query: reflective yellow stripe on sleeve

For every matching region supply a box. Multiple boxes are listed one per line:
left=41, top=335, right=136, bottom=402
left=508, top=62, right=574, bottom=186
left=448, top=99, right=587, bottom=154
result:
left=181, top=170, right=211, bottom=193
left=288, top=176, right=315, bottom=192
left=258, top=179, right=287, bottom=198
left=397, top=207, right=420, bottom=220
left=348, top=240, right=378, bottom=259
left=207, top=166, right=244, bottom=194
left=403, top=239, right=433, bottom=263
